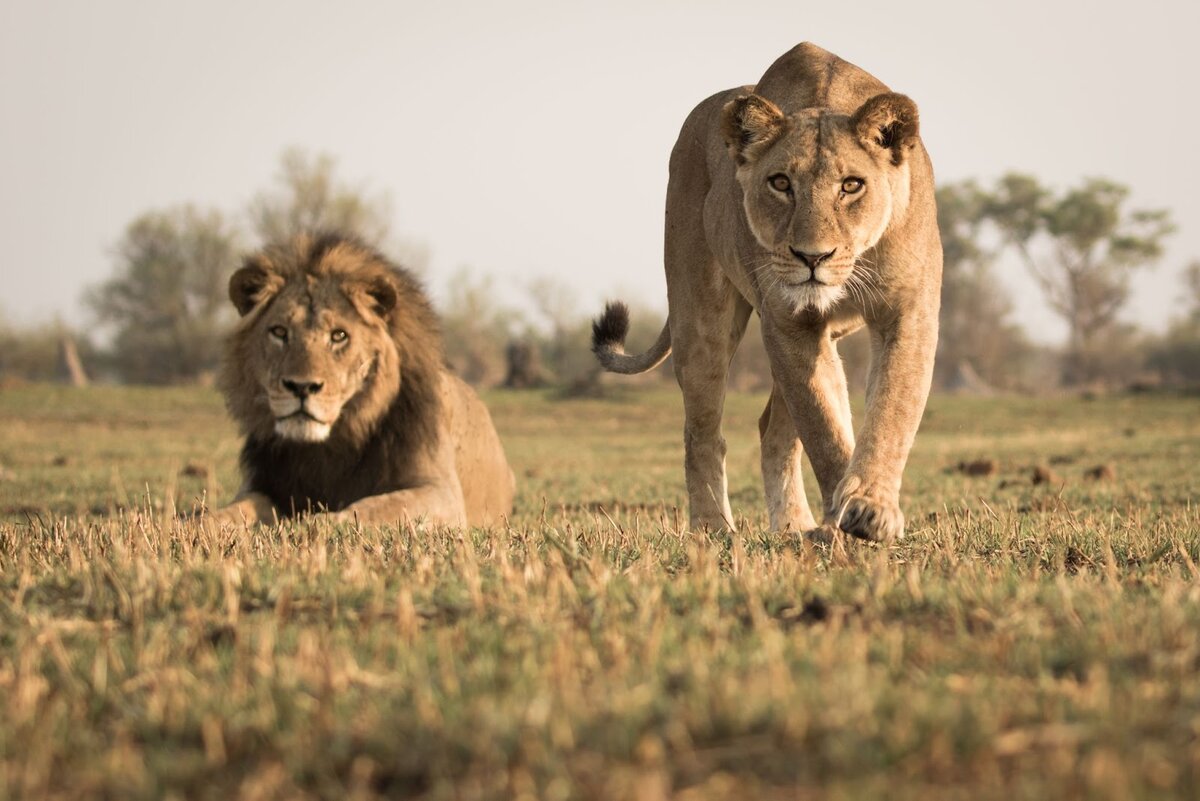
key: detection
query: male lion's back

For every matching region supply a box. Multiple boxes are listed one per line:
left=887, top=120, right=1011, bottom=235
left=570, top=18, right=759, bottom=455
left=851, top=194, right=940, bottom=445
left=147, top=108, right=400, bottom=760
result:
left=445, top=374, right=515, bottom=526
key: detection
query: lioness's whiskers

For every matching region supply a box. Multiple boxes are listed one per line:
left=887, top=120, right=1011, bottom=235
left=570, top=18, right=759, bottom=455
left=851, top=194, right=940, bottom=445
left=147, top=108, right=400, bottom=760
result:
left=849, top=260, right=892, bottom=311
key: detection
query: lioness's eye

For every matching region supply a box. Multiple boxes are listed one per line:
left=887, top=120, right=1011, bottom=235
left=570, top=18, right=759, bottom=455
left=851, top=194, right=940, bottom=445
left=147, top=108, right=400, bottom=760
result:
left=768, top=174, right=791, bottom=193
left=330, top=329, right=349, bottom=344
left=842, top=177, right=864, bottom=194
left=268, top=325, right=288, bottom=341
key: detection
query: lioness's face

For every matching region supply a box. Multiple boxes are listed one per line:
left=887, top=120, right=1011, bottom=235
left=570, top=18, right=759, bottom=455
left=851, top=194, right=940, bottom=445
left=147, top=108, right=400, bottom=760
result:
left=723, top=93, right=919, bottom=314
left=227, top=240, right=402, bottom=444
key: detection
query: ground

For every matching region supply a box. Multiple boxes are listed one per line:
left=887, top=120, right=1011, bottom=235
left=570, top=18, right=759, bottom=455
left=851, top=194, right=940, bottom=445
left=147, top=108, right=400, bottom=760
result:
left=0, top=384, right=1197, bottom=800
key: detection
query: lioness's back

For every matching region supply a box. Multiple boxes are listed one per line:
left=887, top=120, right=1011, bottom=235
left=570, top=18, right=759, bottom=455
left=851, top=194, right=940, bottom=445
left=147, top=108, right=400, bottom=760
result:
left=753, top=42, right=890, bottom=115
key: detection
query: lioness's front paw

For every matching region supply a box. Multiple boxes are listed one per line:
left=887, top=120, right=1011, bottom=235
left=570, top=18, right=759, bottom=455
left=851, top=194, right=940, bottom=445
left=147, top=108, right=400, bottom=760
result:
left=803, top=523, right=840, bottom=545
left=831, top=478, right=904, bottom=542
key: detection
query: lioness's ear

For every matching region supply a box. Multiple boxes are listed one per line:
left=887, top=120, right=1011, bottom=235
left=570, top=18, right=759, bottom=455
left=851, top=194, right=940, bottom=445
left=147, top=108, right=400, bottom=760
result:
left=721, top=94, right=787, bottom=166
left=347, top=272, right=398, bottom=320
left=229, top=259, right=284, bottom=317
left=852, top=93, right=920, bottom=164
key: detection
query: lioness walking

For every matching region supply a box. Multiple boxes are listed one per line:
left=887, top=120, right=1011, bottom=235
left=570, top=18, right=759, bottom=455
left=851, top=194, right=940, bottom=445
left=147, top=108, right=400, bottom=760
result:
left=593, top=43, right=941, bottom=541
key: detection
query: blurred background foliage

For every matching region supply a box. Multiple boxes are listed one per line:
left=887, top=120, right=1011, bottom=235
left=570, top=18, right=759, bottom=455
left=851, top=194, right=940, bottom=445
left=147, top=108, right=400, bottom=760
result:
left=2, top=148, right=1194, bottom=393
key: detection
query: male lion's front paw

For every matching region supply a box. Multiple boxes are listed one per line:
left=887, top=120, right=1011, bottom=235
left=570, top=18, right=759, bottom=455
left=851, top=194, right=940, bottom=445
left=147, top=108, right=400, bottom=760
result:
left=194, top=508, right=246, bottom=535
left=831, top=477, right=904, bottom=542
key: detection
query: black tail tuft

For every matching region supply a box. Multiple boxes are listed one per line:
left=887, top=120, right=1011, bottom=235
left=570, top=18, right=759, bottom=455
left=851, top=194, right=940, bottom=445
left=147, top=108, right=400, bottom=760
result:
left=591, top=301, right=630, bottom=354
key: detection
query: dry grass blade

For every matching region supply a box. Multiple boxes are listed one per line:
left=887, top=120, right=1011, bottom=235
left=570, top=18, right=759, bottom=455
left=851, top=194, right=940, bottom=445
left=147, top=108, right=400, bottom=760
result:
left=0, top=385, right=1197, bottom=799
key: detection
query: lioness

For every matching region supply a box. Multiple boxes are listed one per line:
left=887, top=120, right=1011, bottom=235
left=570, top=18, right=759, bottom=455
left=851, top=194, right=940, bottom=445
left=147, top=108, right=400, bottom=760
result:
left=209, top=233, right=515, bottom=528
left=593, top=42, right=941, bottom=541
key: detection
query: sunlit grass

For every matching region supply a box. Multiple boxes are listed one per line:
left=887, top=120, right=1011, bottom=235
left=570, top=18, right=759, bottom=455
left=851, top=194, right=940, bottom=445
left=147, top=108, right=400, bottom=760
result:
left=0, top=385, right=1197, bottom=799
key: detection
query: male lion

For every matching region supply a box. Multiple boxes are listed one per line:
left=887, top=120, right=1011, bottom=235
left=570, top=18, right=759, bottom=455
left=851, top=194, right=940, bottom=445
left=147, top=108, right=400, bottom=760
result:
left=209, top=233, right=514, bottom=528
left=593, top=43, right=941, bottom=541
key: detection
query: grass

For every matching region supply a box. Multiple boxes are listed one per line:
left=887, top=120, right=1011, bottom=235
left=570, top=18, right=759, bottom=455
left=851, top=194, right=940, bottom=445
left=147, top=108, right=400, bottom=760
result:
left=0, top=383, right=1198, bottom=799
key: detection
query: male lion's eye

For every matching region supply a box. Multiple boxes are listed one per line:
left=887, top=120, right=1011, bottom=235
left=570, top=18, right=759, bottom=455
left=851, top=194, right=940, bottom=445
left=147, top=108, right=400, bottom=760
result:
left=842, top=177, right=864, bottom=194
left=768, top=174, right=791, bottom=193
left=268, top=325, right=288, bottom=341
left=330, top=329, right=349, bottom=344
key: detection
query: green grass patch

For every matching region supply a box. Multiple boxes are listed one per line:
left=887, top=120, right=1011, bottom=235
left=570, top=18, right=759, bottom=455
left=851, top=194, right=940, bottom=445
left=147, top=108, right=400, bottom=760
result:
left=0, top=385, right=1197, bottom=799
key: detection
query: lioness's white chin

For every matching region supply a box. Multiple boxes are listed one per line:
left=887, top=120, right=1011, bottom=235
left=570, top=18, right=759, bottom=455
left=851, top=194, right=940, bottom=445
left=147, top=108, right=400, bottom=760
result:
left=275, top=416, right=333, bottom=442
left=780, top=283, right=845, bottom=315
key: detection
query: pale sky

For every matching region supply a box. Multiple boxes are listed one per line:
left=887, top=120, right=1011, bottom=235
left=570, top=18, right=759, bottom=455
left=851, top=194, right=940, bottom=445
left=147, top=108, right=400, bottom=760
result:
left=2, top=0, right=1197, bottom=344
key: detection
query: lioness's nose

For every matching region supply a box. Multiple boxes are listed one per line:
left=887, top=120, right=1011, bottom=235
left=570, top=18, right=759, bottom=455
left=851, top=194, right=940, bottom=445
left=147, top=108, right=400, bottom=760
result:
left=790, top=247, right=836, bottom=268
left=282, top=378, right=324, bottom=399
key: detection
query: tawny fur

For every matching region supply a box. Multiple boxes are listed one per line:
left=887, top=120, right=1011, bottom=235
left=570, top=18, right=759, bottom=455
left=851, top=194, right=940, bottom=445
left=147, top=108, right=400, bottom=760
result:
left=210, top=233, right=515, bottom=529
left=591, top=43, right=942, bottom=541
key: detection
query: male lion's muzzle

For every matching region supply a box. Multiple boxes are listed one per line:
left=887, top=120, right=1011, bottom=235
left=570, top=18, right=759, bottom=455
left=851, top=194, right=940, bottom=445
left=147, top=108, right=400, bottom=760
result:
left=269, top=378, right=338, bottom=442
left=281, top=378, right=324, bottom=399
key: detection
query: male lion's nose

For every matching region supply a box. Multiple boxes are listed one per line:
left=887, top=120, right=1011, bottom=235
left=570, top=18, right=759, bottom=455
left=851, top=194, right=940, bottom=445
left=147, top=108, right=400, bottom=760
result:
left=789, top=247, right=837, bottom=268
left=282, top=378, right=324, bottom=399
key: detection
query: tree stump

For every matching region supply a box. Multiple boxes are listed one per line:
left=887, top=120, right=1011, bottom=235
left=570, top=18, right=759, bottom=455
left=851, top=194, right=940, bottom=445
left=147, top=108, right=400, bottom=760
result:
left=58, top=335, right=89, bottom=387
left=503, top=340, right=545, bottom=389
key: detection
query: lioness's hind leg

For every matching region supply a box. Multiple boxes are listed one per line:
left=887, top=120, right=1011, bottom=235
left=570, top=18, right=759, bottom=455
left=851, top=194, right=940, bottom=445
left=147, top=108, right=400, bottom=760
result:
left=759, top=386, right=816, bottom=532
left=671, top=288, right=751, bottom=531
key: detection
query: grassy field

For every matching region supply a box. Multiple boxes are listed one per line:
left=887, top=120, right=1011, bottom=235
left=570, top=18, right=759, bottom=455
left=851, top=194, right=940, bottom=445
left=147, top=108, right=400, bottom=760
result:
left=0, top=383, right=1198, bottom=799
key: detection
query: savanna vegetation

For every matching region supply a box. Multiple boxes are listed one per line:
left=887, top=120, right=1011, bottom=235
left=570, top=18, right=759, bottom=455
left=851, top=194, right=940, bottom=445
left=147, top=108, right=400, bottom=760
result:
left=1, top=139, right=1196, bottom=801
left=0, top=384, right=1197, bottom=799
left=4, top=149, right=1196, bottom=394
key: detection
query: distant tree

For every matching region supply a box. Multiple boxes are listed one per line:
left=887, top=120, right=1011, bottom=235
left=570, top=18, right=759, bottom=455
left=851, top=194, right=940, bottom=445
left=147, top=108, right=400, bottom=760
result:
left=248, top=148, right=429, bottom=274
left=491, top=276, right=581, bottom=389
left=527, top=277, right=591, bottom=384
left=248, top=148, right=394, bottom=249
left=528, top=277, right=577, bottom=341
left=985, top=174, right=1174, bottom=385
left=0, top=315, right=98, bottom=384
left=503, top=340, right=546, bottom=388
left=1182, top=260, right=1200, bottom=323
left=87, top=206, right=240, bottom=384
left=934, top=181, right=1031, bottom=390
left=1148, top=260, right=1200, bottom=383
left=440, top=268, right=517, bottom=386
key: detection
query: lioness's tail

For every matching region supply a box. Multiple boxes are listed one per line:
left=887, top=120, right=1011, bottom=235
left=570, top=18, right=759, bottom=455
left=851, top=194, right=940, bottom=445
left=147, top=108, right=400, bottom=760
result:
left=591, top=301, right=672, bottom=375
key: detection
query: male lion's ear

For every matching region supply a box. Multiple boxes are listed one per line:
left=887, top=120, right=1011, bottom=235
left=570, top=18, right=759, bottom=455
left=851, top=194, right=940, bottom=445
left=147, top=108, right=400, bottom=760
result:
left=852, top=93, right=920, bottom=164
left=347, top=272, right=398, bottom=320
left=721, top=94, right=787, bottom=166
left=228, top=260, right=284, bottom=317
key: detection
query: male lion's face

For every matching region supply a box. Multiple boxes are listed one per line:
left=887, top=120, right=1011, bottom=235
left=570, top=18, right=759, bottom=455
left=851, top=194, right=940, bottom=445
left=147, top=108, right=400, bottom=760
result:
left=227, top=240, right=402, bottom=443
left=251, top=285, right=387, bottom=442
left=722, top=93, right=920, bottom=314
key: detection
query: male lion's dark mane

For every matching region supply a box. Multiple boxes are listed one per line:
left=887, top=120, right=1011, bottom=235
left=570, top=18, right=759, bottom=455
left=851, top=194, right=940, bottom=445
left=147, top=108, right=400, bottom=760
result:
left=221, top=232, right=445, bottom=517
